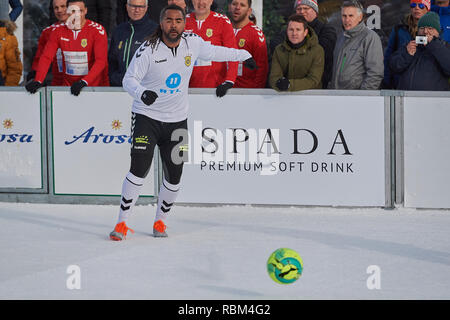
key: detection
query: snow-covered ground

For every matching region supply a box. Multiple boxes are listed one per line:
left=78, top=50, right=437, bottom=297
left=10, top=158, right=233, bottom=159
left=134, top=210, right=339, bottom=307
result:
left=0, top=202, right=449, bottom=300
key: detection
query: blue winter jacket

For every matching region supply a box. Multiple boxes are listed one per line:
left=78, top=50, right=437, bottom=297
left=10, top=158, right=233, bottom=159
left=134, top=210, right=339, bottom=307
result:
left=431, top=4, right=450, bottom=43
left=108, top=13, right=158, bottom=87
left=389, top=38, right=450, bottom=91
left=383, top=18, right=413, bottom=89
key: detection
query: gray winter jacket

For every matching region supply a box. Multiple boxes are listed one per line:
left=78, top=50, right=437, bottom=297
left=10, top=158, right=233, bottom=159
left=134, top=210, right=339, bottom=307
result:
left=329, top=22, right=384, bottom=90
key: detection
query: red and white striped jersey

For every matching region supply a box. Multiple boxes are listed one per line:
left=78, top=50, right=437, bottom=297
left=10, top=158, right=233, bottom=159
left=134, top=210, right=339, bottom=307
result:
left=32, top=22, right=65, bottom=85
left=185, top=11, right=238, bottom=88
left=233, top=22, right=268, bottom=88
left=35, top=20, right=109, bottom=86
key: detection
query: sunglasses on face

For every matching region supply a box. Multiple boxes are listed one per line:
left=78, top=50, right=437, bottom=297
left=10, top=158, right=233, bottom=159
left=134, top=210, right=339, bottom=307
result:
left=410, top=3, right=426, bottom=9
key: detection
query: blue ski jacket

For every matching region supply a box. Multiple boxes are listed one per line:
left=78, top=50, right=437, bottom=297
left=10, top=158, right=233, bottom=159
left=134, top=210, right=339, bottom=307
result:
left=108, top=13, right=157, bottom=87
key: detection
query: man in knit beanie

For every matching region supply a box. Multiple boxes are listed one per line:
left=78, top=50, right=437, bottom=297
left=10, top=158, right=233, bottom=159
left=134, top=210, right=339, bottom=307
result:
left=390, top=11, right=450, bottom=90
left=295, top=0, right=319, bottom=15
left=294, top=0, right=336, bottom=88
left=418, top=10, right=442, bottom=41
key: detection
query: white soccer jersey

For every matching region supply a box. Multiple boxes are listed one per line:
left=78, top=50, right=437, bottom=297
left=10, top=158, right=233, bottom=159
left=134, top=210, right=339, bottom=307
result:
left=123, top=33, right=251, bottom=123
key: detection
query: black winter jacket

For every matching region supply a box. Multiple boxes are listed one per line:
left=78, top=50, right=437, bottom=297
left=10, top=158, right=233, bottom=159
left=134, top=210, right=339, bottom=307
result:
left=108, top=13, right=158, bottom=87
left=390, top=38, right=450, bottom=91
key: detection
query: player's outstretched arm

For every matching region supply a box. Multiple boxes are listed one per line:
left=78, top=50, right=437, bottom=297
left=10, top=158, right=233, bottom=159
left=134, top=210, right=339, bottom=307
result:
left=196, top=35, right=256, bottom=68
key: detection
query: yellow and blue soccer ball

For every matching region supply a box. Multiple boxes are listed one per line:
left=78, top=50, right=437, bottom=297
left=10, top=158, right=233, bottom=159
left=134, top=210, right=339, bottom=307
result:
left=267, top=248, right=303, bottom=284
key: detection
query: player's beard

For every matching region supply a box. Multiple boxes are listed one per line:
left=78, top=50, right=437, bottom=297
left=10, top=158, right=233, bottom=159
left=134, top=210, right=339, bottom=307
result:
left=163, top=28, right=183, bottom=44
left=231, top=11, right=247, bottom=25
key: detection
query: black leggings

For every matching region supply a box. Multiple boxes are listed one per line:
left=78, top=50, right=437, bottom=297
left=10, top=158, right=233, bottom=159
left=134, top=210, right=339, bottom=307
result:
left=129, top=113, right=188, bottom=185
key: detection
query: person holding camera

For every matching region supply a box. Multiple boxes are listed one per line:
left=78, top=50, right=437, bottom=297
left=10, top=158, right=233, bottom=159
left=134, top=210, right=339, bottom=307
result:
left=389, top=11, right=450, bottom=91
left=383, top=0, right=430, bottom=89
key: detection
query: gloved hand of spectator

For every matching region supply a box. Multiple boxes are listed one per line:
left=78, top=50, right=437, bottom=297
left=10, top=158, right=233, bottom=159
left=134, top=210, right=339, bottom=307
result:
left=216, top=81, right=234, bottom=98
left=276, top=77, right=290, bottom=91
left=70, top=80, right=87, bottom=96
left=26, top=70, right=36, bottom=82
left=25, top=81, right=43, bottom=94
left=141, top=90, right=158, bottom=106
left=243, top=57, right=258, bottom=70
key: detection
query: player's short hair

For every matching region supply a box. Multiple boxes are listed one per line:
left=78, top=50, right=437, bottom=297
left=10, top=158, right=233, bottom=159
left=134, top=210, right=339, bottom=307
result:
left=341, top=0, right=364, bottom=15
left=160, top=4, right=187, bottom=22
left=67, top=0, right=86, bottom=7
left=230, top=0, right=252, bottom=7
left=287, top=14, right=308, bottom=30
left=53, top=0, right=68, bottom=7
left=127, top=0, right=148, bottom=5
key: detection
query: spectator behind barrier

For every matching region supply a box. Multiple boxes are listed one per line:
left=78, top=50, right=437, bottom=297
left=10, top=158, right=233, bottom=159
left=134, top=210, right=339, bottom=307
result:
left=186, top=0, right=239, bottom=98
left=0, top=0, right=22, bottom=22
left=28, top=0, right=69, bottom=86
left=269, top=14, right=324, bottom=92
left=26, top=0, right=109, bottom=96
left=383, top=0, right=430, bottom=89
left=228, top=0, right=268, bottom=88
left=0, top=19, right=22, bottom=85
left=328, top=0, right=383, bottom=90
left=168, top=0, right=188, bottom=12
left=294, top=0, right=336, bottom=89
left=49, top=0, right=112, bottom=36
left=431, top=0, right=450, bottom=42
left=389, top=11, right=450, bottom=91
left=84, top=0, right=113, bottom=37
left=109, top=0, right=157, bottom=87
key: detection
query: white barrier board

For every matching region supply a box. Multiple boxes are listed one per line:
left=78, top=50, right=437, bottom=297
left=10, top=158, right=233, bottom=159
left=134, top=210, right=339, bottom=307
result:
left=51, top=91, right=155, bottom=196
left=404, top=97, right=450, bottom=208
left=178, top=94, right=387, bottom=206
left=0, top=91, right=43, bottom=189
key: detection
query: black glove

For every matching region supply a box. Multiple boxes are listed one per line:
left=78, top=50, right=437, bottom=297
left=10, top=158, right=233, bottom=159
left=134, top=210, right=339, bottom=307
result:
left=216, top=81, right=234, bottom=98
left=141, top=90, right=158, bottom=106
left=276, top=77, right=290, bottom=91
left=243, top=57, right=258, bottom=70
left=26, top=70, right=36, bottom=82
left=70, top=80, right=87, bottom=96
left=25, top=81, right=43, bottom=94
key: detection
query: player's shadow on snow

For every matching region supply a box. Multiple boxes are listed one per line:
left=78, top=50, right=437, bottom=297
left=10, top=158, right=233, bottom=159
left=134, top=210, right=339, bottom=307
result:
left=0, top=207, right=113, bottom=239
left=178, top=217, right=450, bottom=267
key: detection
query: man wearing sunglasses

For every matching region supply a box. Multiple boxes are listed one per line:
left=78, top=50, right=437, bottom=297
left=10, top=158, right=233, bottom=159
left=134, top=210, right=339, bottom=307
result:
left=383, top=0, right=430, bottom=88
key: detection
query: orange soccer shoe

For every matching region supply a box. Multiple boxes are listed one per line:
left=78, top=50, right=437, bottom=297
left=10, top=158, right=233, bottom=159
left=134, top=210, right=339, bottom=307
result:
left=153, top=220, right=168, bottom=238
left=109, top=222, right=134, bottom=241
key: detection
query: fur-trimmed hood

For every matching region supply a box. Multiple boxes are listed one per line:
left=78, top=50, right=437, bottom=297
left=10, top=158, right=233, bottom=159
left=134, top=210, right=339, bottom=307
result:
left=0, top=20, right=17, bottom=35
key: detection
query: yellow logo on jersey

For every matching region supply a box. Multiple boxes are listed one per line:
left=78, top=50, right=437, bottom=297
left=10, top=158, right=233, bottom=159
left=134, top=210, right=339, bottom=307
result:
left=184, top=55, right=192, bottom=67
left=118, top=41, right=123, bottom=50
left=206, top=28, right=213, bottom=38
left=81, top=38, right=88, bottom=48
left=238, top=38, right=246, bottom=48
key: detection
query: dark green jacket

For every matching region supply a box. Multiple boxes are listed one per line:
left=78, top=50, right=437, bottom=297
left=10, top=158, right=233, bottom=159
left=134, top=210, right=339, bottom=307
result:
left=269, top=27, right=324, bottom=91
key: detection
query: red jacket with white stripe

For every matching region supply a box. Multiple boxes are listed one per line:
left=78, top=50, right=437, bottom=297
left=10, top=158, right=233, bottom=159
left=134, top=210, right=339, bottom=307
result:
left=185, top=11, right=238, bottom=88
left=234, top=22, right=268, bottom=88
left=35, top=20, right=109, bottom=86
left=32, top=22, right=64, bottom=86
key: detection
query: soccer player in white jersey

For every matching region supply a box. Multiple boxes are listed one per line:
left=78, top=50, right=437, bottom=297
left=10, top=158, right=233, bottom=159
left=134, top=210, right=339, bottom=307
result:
left=109, top=4, right=257, bottom=240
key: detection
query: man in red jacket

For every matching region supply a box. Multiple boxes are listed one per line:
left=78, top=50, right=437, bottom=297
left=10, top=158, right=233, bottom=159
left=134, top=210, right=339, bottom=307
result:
left=28, top=0, right=69, bottom=86
left=185, top=0, right=238, bottom=97
left=229, top=0, right=268, bottom=88
left=26, top=0, right=109, bottom=96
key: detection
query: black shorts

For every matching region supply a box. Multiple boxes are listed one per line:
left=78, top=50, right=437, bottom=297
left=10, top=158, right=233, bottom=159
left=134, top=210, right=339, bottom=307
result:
left=129, top=112, right=188, bottom=183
